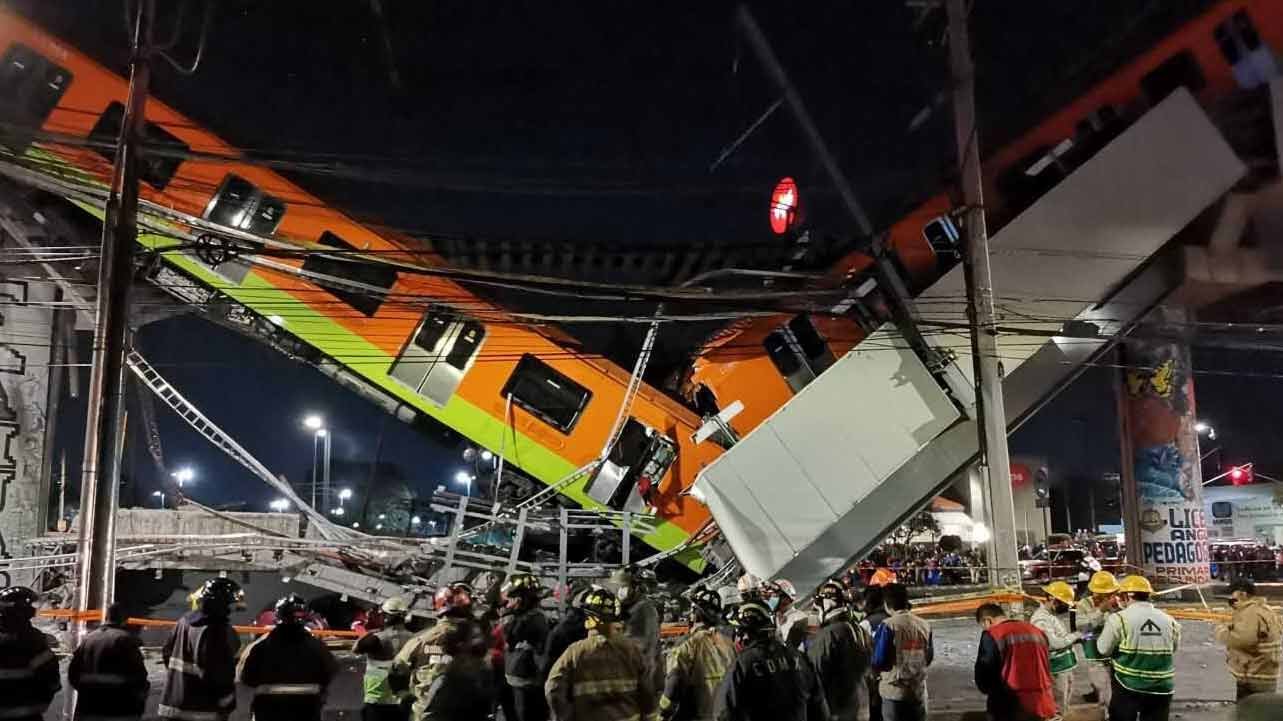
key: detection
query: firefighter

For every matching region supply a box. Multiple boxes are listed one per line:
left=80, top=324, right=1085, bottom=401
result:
left=974, top=602, right=1056, bottom=721
left=390, top=582, right=491, bottom=721
left=715, top=599, right=829, bottom=721
left=1096, top=575, right=1180, bottom=721
left=1031, top=581, right=1081, bottom=715
left=808, top=580, right=873, bottom=721
left=612, top=565, right=663, bottom=703
left=353, top=597, right=417, bottom=721
left=237, top=593, right=340, bottom=721
left=1077, top=570, right=1121, bottom=711
left=160, top=577, right=244, bottom=721
left=1216, top=578, right=1283, bottom=700
left=660, top=588, right=735, bottom=721
left=542, top=584, right=591, bottom=675
left=0, top=586, right=59, bottom=721
left=765, top=579, right=811, bottom=651
left=69, top=602, right=149, bottom=721
left=500, top=573, right=550, bottom=721
left=545, top=587, right=657, bottom=721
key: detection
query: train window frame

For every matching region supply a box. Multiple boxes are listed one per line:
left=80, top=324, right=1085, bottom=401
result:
left=0, top=43, right=73, bottom=154
left=88, top=101, right=191, bottom=191
left=300, top=230, right=398, bottom=317
left=501, top=354, right=592, bottom=435
left=202, top=173, right=287, bottom=236
left=1211, top=501, right=1233, bottom=519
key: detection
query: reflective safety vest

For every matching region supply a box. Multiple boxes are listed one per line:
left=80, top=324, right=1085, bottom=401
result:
left=1029, top=606, right=1078, bottom=676
left=1099, top=602, right=1179, bottom=695
left=985, top=619, right=1057, bottom=721
left=391, top=618, right=486, bottom=721
left=355, top=625, right=415, bottom=705
left=1074, top=598, right=1111, bottom=663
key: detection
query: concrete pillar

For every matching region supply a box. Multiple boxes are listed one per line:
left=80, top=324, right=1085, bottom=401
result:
left=0, top=271, right=57, bottom=588
left=1116, top=309, right=1211, bottom=584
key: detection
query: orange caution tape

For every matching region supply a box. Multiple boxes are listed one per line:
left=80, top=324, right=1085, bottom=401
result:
left=36, top=608, right=360, bottom=639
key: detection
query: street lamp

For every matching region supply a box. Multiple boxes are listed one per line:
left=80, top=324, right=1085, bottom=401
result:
left=338, top=488, right=353, bottom=501
left=303, top=415, right=332, bottom=512
left=411, top=516, right=421, bottom=526
left=152, top=490, right=165, bottom=508
left=269, top=498, right=291, bottom=513
left=171, top=467, right=195, bottom=488
left=303, top=414, right=324, bottom=431
left=331, top=507, right=345, bottom=517
left=1195, top=421, right=1217, bottom=440
left=454, top=470, right=474, bottom=496
left=480, top=450, right=494, bottom=462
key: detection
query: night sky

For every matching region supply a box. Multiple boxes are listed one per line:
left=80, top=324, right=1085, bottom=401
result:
left=17, top=0, right=1272, bottom=526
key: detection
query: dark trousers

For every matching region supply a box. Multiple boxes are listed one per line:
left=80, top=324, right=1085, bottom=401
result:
left=1237, top=681, right=1277, bottom=701
left=1108, top=679, right=1171, bottom=721
left=363, top=703, right=410, bottom=721
left=882, top=698, right=926, bottom=721
left=501, top=683, right=548, bottom=721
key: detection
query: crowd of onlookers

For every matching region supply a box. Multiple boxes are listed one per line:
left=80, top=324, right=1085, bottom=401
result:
left=1210, top=542, right=1283, bottom=581
left=851, top=546, right=990, bottom=587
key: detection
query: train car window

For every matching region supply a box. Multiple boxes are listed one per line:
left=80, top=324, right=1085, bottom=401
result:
left=88, top=101, right=191, bottom=190
left=444, top=321, right=485, bottom=370
left=301, top=230, right=398, bottom=317
left=502, top=354, right=592, bottom=434
left=203, top=173, right=286, bottom=236
left=788, top=314, right=835, bottom=374
left=1211, top=501, right=1232, bottom=519
left=413, top=309, right=452, bottom=355
left=0, top=44, right=72, bottom=154
left=1139, top=51, right=1205, bottom=104
left=922, top=216, right=960, bottom=256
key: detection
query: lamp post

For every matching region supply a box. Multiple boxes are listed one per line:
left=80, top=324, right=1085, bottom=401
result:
left=454, top=470, right=474, bottom=497
left=171, top=467, right=194, bottom=490
left=303, top=415, right=332, bottom=511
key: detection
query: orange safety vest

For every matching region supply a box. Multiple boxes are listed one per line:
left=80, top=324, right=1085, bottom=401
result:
left=987, top=620, right=1056, bottom=720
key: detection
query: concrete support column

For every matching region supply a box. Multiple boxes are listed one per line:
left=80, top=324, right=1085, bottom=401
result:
left=1116, top=308, right=1211, bottom=584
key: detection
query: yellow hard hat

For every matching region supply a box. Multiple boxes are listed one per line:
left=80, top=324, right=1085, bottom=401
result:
left=1041, top=581, right=1076, bottom=606
left=1118, top=575, right=1154, bottom=594
left=1088, top=570, right=1120, bottom=595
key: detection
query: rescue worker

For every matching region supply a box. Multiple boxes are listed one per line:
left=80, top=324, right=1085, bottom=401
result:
left=500, top=573, right=551, bottom=721
left=1076, top=570, right=1121, bottom=711
left=545, top=586, right=657, bottom=721
left=660, top=588, right=735, bottom=721
left=390, top=582, right=491, bottom=721
left=613, top=565, right=663, bottom=704
left=160, top=577, right=244, bottom=721
left=237, top=593, right=340, bottom=721
left=862, top=585, right=889, bottom=721
left=0, top=586, right=59, bottom=721
left=716, top=585, right=741, bottom=641
left=542, top=585, right=591, bottom=675
left=714, top=599, right=829, bottom=721
left=353, top=597, right=417, bottom=721
left=871, top=583, right=933, bottom=721
left=808, top=580, right=874, bottom=721
left=973, top=602, right=1056, bottom=721
left=765, top=579, right=811, bottom=651
left=1096, top=575, right=1179, bottom=721
left=1215, top=578, right=1282, bottom=700
left=69, top=602, right=149, bottom=721
left=1031, top=582, right=1081, bottom=715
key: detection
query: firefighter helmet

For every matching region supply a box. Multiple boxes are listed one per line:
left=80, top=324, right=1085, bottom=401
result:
left=274, top=594, right=310, bottom=626
left=502, top=573, right=543, bottom=598
left=1118, top=575, right=1154, bottom=594
left=433, top=583, right=475, bottom=617
left=0, top=586, right=38, bottom=622
left=815, top=580, right=847, bottom=618
left=1087, top=571, right=1120, bottom=595
left=381, top=596, right=410, bottom=618
left=688, top=588, right=722, bottom=624
left=728, top=600, right=775, bottom=639
left=197, top=578, right=244, bottom=615
left=1042, top=581, right=1076, bottom=606
left=580, top=587, right=621, bottom=626
left=769, top=579, right=797, bottom=600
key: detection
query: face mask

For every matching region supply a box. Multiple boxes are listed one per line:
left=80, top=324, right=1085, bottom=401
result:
left=766, top=597, right=780, bottom=611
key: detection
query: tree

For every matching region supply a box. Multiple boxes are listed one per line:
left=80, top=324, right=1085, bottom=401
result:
left=886, top=510, right=942, bottom=556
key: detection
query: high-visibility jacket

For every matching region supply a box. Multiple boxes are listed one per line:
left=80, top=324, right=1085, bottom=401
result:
left=353, top=624, right=415, bottom=705
left=1097, top=601, right=1179, bottom=695
left=975, top=619, right=1056, bottom=721
left=236, top=623, right=339, bottom=721
left=660, top=626, right=735, bottom=721
left=545, top=630, right=657, bottom=721
left=0, top=622, right=60, bottom=721
left=1074, top=597, right=1111, bottom=663
left=1029, top=606, right=1078, bottom=676
left=1215, top=597, right=1282, bottom=688
left=159, top=611, right=241, bottom=721
left=69, top=623, right=150, bottom=720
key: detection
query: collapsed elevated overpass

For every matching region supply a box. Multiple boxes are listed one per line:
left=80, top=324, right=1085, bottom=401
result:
left=693, top=88, right=1254, bottom=597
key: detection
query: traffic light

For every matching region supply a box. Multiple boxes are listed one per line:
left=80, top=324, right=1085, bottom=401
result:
left=1229, top=464, right=1254, bottom=485
left=1034, top=467, right=1051, bottom=508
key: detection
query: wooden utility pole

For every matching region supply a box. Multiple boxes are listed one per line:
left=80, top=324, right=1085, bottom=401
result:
left=76, top=0, right=153, bottom=627
left=946, top=0, right=1020, bottom=587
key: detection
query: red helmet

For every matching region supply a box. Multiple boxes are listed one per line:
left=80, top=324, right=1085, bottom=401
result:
left=434, top=583, right=474, bottom=617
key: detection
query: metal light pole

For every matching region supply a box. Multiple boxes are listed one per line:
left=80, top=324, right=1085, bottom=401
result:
left=76, top=0, right=152, bottom=629
left=947, top=0, right=1020, bottom=587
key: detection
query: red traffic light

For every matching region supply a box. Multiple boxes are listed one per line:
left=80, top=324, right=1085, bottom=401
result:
left=1229, top=465, right=1254, bottom=485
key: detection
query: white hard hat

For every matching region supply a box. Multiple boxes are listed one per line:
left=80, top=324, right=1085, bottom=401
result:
left=381, top=597, right=410, bottom=615
left=737, top=573, right=763, bottom=593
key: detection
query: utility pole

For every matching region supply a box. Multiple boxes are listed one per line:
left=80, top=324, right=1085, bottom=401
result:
left=946, top=0, right=1020, bottom=587
left=75, top=0, right=152, bottom=627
